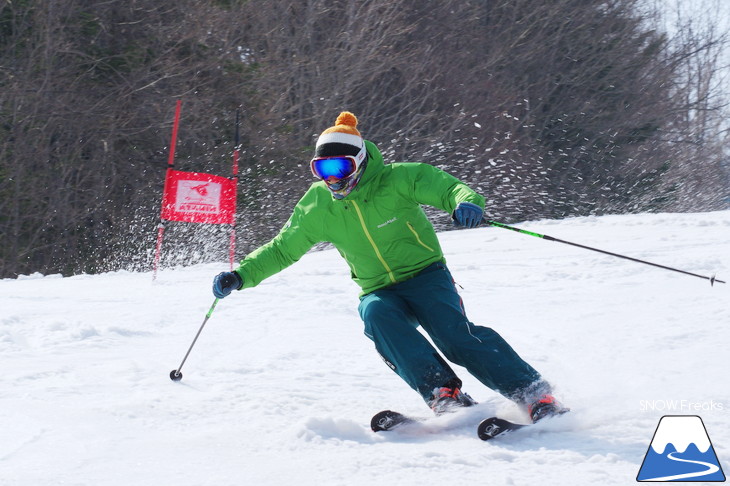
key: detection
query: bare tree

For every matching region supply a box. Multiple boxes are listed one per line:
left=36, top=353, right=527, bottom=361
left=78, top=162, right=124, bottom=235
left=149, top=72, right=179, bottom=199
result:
left=1, top=0, right=727, bottom=278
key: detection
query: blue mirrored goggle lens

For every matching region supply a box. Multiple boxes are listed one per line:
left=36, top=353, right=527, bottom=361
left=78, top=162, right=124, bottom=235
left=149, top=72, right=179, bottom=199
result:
left=312, top=157, right=356, bottom=180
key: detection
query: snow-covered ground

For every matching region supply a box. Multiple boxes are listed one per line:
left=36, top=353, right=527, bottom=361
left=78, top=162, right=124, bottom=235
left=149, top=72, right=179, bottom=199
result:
left=1, top=211, right=728, bottom=485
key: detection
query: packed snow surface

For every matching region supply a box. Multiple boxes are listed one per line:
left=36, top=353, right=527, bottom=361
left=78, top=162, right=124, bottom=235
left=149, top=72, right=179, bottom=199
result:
left=2, top=211, right=729, bottom=485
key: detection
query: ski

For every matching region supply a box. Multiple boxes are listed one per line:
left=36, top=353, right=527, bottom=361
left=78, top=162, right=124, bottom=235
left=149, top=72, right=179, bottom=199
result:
left=371, top=410, right=526, bottom=439
left=477, top=406, right=570, bottom=440
left=373, top=408, right=568, bottom=439
left=477, top=417, right=528, bottom=440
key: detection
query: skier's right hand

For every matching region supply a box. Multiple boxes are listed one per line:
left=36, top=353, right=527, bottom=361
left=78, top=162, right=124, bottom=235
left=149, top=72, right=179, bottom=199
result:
left=212, top=271, right=243, bottom=299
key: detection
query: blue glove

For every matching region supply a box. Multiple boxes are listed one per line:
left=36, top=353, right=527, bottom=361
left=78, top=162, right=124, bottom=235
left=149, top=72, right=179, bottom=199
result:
left=453, top=202, right=484, bottom=228
left=212, top=271, right=243, bottom=299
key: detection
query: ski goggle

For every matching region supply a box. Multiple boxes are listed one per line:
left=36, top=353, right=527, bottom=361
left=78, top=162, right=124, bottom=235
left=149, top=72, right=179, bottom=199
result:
left=310, top=156, right=358, bottom=181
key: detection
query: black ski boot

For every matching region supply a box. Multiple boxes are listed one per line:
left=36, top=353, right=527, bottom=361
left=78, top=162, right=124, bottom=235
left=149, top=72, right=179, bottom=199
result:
left=429, top=386, right=477, bottom=415
left=527, top=394, right=569, bottom=423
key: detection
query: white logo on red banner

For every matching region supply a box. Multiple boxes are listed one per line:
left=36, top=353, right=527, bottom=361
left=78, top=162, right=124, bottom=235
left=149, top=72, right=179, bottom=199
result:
left=175, top=180, right=222, bottom=214
left=161, top=169, right=236, bottom=225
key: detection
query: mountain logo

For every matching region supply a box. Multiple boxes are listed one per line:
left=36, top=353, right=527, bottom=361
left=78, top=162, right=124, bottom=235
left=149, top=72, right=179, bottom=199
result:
left=637, top=415, right=725, bottom=482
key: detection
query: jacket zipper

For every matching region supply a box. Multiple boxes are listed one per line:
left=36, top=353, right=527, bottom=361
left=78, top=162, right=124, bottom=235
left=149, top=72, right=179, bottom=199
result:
left=406, top=221, right=435, bottom=252
left=350, top=200, right=396, bottom=283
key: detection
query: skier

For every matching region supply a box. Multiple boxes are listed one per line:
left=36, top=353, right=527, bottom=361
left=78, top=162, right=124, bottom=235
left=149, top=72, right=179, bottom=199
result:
left=212, top=112, right=565, bottom=422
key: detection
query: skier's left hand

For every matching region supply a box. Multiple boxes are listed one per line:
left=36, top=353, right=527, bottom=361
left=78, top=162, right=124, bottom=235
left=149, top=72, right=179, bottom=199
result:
left=453, top=202, right=483, bottom=228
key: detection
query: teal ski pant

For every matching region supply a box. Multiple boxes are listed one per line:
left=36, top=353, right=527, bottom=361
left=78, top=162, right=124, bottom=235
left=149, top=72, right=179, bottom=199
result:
left=358, top=262, right=543, bottom=404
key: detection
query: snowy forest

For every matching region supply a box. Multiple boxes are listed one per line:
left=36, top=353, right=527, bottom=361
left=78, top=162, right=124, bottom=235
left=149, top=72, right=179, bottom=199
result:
left=1, top=0, right=729, bottom=278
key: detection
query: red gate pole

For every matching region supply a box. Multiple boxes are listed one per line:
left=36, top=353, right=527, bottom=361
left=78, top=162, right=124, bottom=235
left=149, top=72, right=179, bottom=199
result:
left=153, top=99, right=183, bottom=280
left=228, top=108, right=241, bottom=270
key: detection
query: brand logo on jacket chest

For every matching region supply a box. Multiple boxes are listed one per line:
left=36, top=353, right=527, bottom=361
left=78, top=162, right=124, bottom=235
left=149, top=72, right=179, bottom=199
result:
left=377, top=217, right=398, bottom=228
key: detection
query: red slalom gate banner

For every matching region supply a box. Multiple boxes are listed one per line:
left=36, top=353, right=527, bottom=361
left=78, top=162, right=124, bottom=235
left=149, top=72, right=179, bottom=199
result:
left=152, top=100, right=240, bottom=279
left=160, top=170, right=236, bottom=225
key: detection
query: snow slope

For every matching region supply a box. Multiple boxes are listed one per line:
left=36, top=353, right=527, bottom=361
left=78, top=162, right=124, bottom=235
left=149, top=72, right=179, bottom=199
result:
left=1, top=211, right=729, bottom=486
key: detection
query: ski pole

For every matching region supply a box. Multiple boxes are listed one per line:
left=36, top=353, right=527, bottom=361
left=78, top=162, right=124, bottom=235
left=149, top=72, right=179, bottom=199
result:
left=483, top=219, right=725, bottom=286
left=170, top=298, right=220, bottom=381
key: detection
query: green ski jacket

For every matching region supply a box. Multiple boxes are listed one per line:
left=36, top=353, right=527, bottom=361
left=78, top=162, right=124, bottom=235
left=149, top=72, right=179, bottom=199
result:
left=235, top=141, right=485, bottom=295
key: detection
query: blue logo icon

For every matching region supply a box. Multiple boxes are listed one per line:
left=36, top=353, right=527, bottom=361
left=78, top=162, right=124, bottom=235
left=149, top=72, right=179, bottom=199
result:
left=637, top=415, right=725, bottom=482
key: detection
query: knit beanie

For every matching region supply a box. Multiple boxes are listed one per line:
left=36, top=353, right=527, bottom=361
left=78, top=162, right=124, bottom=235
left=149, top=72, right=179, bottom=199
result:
left=314, top=112, right=366, bottom=162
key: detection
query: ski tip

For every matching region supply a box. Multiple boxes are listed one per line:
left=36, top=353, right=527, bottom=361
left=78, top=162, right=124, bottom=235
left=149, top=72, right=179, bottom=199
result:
left=371, top=410, right=410, bottom=432
left=477, top=417, right=526, bottom=441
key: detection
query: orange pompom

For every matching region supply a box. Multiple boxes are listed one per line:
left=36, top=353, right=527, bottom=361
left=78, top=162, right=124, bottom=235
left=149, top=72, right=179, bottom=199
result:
left=335, top=111, right=358, bottom=128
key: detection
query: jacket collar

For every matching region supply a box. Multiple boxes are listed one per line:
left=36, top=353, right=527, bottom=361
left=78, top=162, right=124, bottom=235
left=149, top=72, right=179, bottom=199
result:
left=340, top=140, right=384, bottom=201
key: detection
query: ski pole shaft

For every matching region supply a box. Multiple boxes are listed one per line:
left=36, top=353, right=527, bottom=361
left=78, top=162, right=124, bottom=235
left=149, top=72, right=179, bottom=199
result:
left=170, top=298, right=220, bottom=381
left=483, top=220, right=725, bottom=286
